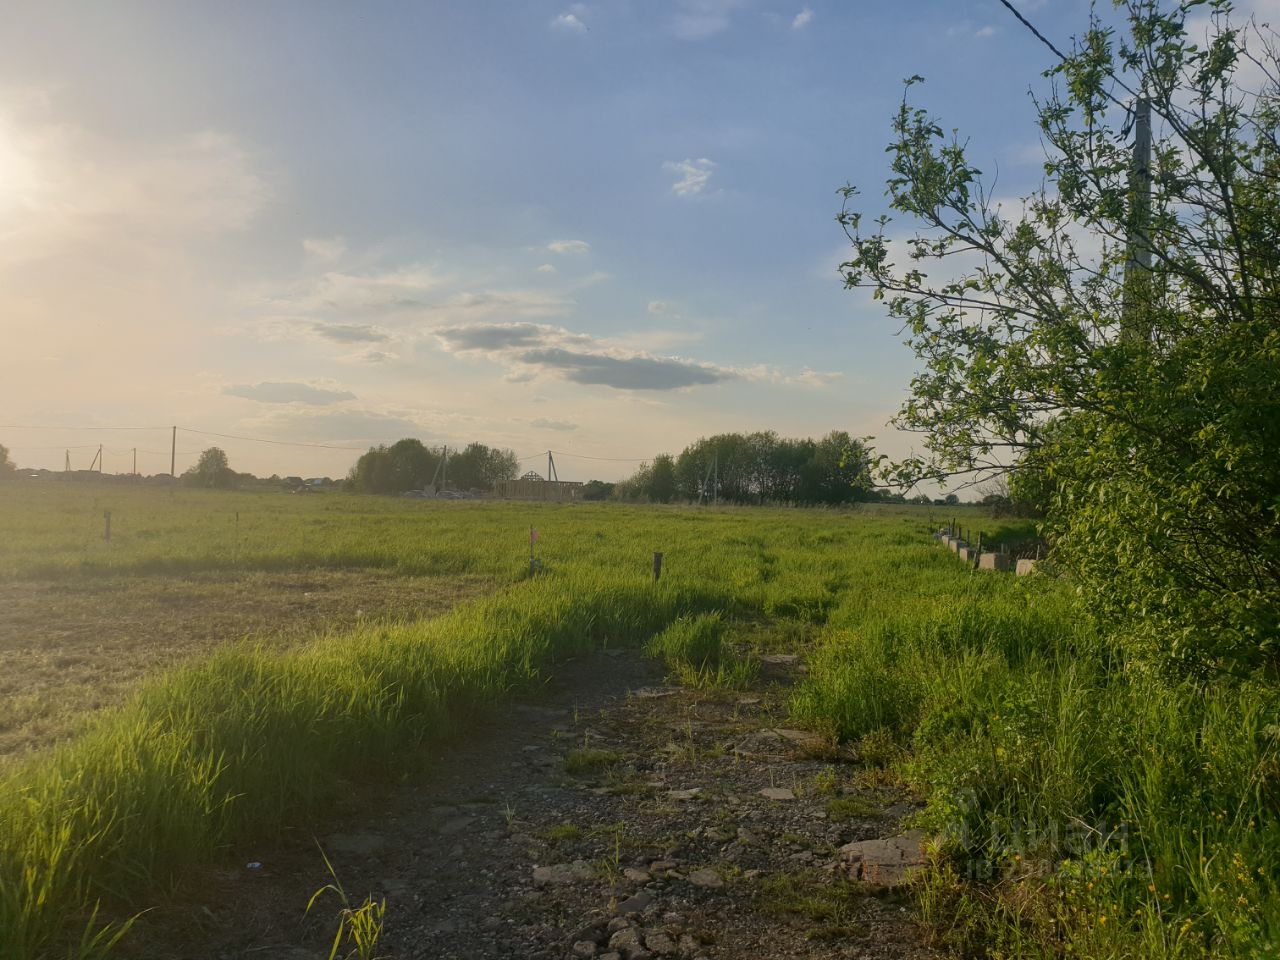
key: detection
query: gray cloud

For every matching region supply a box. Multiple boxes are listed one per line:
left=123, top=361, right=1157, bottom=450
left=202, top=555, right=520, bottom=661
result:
left=518, top=348, right=733, bottom=390
left=309, top=321, right=391, bottom=344
left=433, top=321, right=736, bottom=391
left=224, top=381, right=356, bottom=405
left=350, top=349, right=398, bottom=364
left=435, top=322, right=553, bottom=352
left=529, top=417, right=578, bottom=432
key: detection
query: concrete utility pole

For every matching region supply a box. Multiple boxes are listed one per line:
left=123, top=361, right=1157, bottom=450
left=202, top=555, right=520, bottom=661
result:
left=1123, top=96, right=1153, bottom=334
left=171, top=426, right=177, bottom=478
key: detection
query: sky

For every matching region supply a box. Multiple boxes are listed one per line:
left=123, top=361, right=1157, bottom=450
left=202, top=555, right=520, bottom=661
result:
left=1, top=0, right=1263, bottom=483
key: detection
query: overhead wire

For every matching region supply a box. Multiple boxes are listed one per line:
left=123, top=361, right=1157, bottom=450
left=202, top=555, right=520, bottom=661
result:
left=177, top=427, right=374, bottom=451
left=549, top=450, right=650, bottom=462
left=0, top=424, right=169, bottom=432
left=995, top=0, right=1147, bottom=114
left=4, top=422, right=664, bottom=469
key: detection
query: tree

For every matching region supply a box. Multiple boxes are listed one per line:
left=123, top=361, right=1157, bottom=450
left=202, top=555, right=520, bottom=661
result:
left=0, top=443, right=14, bottom=480
left=649, top=454, right=678, bottom=503
left=448, top=443, right=520, bottom=490
left=581, top=480, right=615, bottom=501
left=838, top=1, right=1280, bottom=674
left=347, top=440, right=440, bottom=493
left=185, top=447, right=235, bottom=488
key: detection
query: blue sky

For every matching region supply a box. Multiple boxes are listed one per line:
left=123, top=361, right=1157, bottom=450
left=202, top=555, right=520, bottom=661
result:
left=0, top=0, right=1143, bottom=480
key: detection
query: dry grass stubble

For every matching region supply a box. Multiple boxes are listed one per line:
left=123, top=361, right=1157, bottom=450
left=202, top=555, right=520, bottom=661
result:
left=0, top=570, right=492, bottom=759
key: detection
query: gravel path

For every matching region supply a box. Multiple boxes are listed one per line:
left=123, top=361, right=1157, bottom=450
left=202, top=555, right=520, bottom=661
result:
left=124, top=650, right=937, bottom=960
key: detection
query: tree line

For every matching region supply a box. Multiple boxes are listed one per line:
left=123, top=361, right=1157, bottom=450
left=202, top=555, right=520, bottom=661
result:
left=613, top=431, right=875, bottom=505
left=345, top=439, right=520, bottom=494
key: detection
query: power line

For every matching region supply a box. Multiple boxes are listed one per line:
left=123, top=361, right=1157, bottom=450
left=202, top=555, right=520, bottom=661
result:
left=996, top=0, right=1070, bottom=62
left=2, top=422, right=663, bottom=466
left=5, top=443, right=102, bottom=451
left=549, top=450, right=651, bottom=463
left=0, top=423, right=168, bottom=431
left=176, top=427, right=375, bottom=451
left=995, top=0, right=1139, bottom=113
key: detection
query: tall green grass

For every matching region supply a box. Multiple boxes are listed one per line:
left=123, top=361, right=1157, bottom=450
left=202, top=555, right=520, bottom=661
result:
left=0, top=573, right=738, bottom=958
left=2, top=486, right=968, bottom=959
left=644, top=612, right=759, bottom=688
left=794, top=572, right=1280, bottom=958
left=11, top=484, right=1270, bottom=958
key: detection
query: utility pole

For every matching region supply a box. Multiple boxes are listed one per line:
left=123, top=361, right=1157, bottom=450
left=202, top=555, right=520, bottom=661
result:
left=1123, top=96, right=1153, bottom=335
left=170, top=425, right=177, bottom=478
left=700, top=453, right=719, bottom=505
left=546, top=450, right=559, bottom=482
left=98, top=444, right=103, bottom=474
left=132, top=447, right=137, bottom=477
left=64, top=450, right=70, bottom=475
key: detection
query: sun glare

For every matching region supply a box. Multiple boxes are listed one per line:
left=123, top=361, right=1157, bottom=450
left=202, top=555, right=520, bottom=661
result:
left=0, top=116, right=41, bottom=223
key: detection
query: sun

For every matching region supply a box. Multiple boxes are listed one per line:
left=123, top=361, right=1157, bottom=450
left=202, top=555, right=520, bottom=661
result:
left=0, top=114, right=42, bottom=224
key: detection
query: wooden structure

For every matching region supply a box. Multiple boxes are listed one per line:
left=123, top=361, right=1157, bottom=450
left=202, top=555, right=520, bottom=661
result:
left=495, top=474, right=583, bottom=502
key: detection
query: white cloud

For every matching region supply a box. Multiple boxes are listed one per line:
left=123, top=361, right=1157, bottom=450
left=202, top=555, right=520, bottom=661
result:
left=647, top=300, right=674, bottom=315
left=547, top=239, right=591, bottom=254
left=552, top=12, right=587, bottom=32
left=787, top=368, right=842, bottom=387
left=663, top=158, right=717, bottom=197
left=302, top=236, right=347, bottom=262
left=425, top=289, right=574, bottom=324
left=536, top=263, right=557, bottom=273
left=791, top=8, right=813, bottom=29
left=267, top=265, right=444, bottom=315
left=671, top=0, right=747, bottom=39
left=974, top=24, right=996, bottom=38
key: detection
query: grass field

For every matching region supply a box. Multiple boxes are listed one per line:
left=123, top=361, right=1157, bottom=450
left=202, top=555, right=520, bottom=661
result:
left=0, top=481, right=1274, bottom=960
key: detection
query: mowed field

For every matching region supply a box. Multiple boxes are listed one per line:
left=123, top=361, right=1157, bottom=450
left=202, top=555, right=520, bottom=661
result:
left=0, top=481, right=1274, bottom=960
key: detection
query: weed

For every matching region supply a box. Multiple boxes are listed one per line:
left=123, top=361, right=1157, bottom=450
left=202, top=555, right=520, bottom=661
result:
left=562, top=748, right=624, bottom=776
left=306, top=848, right=387, bottom=960
left=501, top=802, right=518, bottom=829
left=758, top=871, right=867, bottom=939
left=812, top=766, right=839, bottom=796
left=538, top=823, right=584, bottom=845
left=825, top=795, right=880, bottom=821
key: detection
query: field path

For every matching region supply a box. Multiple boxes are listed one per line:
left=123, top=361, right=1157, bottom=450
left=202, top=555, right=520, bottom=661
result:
left=125, top=651, right=936, bottom=960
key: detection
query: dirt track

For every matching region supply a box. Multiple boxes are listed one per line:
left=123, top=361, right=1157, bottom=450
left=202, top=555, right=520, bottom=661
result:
left=123, top=650, right=935, bottom=960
